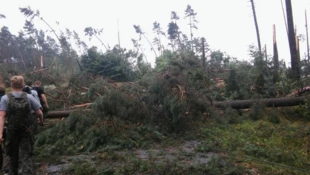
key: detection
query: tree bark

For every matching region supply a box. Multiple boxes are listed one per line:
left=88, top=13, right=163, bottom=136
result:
left=273, top=24, right=279, bottom=72
left=202, top=37, right=206, bottom=70
left=306, top=10, right=310, bottom=62
left=46, top=109, right=91, bottom=118
left=250, top=0, right=262, bottom=55
left=286, top=0, right=300, bottom=80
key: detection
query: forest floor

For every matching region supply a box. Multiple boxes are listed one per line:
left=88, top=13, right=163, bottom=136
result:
left=36, top=140, right=225, bottom=175
left=32, top=107, right=310, bottom=175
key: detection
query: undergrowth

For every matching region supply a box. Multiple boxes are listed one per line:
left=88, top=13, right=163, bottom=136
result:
left=199, top=107, right=310, bottom=175
left=35, top=110, right=166, bottom=157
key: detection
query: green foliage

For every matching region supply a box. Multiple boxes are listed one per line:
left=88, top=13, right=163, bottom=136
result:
left=93, top=86, right=149, bottom=122
left=81, top=46, right=137, bottom=82
left=224, top=60, right=255, bottom=99
left=150, top=51, right=212, bottom=132
left=200, top=108, right=310, bottom=175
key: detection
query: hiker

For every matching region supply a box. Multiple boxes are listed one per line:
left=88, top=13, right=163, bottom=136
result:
left=0, top=76, right=43, bottom=175
left=22, top=80, right=41, bottom=134
left=22, top=80, right=40, bottom=104
left=0, top=85, right=7, bottom=172
left=32, top=80, right=49, bottom=116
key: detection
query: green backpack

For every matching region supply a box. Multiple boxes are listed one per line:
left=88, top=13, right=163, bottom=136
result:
left=7, top=92, right=32, bottom=131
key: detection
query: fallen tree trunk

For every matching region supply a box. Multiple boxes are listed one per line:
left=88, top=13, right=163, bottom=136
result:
left=46, top=109, right=92, bottom=118
left=46, top=96, right=307, bottom=118
left=46, top=110, right=72, bottom=118
left=213, top=96, right=306, bottom=109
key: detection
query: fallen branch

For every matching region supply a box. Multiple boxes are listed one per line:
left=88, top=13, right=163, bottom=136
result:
left=69, top=103, right=92, bottom=109
left=20, top=68, right=49, bottom=75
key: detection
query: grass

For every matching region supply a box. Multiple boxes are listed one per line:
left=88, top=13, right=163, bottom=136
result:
left=198, top=107, right=310, bottom=175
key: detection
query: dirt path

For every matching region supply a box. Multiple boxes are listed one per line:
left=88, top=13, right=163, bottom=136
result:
left=36, top=140, right=221, bottom=175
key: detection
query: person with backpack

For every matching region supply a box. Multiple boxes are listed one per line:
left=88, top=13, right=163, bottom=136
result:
left=32, top=80, right=49, bottom=116
left=0, top=85, right=7, bottom=172
left=22, top=80, right=40, bottom=105
left=22, top=80, right=41, bottom=134
left=0, top=76, right=43, bottom=175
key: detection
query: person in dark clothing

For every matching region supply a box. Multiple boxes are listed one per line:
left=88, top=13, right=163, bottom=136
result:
left=0, top=85, right=5, bottom=100
left=22, top=81, right=31, bottom=95
left=22, top=81, right=41, bottom=135
left=32, top=81, right=49, bottom=116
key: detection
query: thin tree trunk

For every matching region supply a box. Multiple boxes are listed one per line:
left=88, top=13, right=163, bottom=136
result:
left=273, top=24, right=279, bottom=72
left=117, top=19, right=121, bottom=48
left=202, top=37, right=206, bottom=70
left=281, top=0, right=288, bottom=34
left=264, top=44, right=267, bottom=61
left=190, top=16, right=193, bottom=51
left=250, top=0, right=262, bottom=54
left=306, top=10, right=310, bottom=62
left=295, top=26, right=301, bottom=64
left=286, top=0, right=300, bottom=80
left=142, top=33, right=158, bottom=58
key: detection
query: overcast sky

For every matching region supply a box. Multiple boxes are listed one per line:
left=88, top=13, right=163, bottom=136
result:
left=1, top=0, right=310, bottom=66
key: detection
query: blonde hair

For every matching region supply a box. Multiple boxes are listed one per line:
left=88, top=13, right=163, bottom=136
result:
left=10, top=76, right=25, bottom=89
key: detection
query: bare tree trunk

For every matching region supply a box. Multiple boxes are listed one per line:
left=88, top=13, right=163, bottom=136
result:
left=117, top=19, right=121, bottom=48
left=306, top=10, right=310, bottom=62
left=264, top=44, right=267, bottom=61
left=273, top=24, right=279, bottom=72
left=286, top=0, right=300, bottom=80
left=202, top=37, right=206, bottom=70
left=250, top=0, right=262, bottom=54
left=281, top=0, right=288, bottom=34
left=295, top=26, right=301, bottom=65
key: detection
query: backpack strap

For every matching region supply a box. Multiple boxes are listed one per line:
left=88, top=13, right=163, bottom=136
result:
left=21, top=92, right=27, bottom=98
left=7, top=92, right=27, bottom=100
left=7, top=93, right=14, bottom=103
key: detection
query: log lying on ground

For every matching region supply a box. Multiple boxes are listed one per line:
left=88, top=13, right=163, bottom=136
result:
left=213, top=96, right=306, bottom=109
left=46, top=110, right=72, bottom=118
left=46, top=96, right=307, bottom=118
left=46, top=109, right=91, bottom=118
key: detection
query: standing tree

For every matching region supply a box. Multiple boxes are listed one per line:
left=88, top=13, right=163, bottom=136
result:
left=273, top=24, right=279, bottom=79
left=133, top=25, right=158, bottom=58
left=152, top=21, right=165, bottom=55
left=184, top=5, right=198, bottom=51
left=168, top=11, right=182, bottom=51
left=250, top=0, right=262, bottom=56
left=20, top=7, right=80, bottom=71
left=285, top=0, right=300, bottom=80
left=84, top=27, right=108, bottom=50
